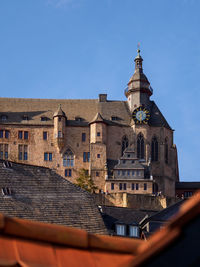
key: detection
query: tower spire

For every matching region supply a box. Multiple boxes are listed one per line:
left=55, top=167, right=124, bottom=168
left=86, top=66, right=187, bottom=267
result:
left=134, top=45, right=143, bottom=72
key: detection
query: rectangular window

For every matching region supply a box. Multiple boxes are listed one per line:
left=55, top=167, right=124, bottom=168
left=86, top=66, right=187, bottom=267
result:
left=5, top=130, right=9, bottom=139
left=132, top=170, right=135, bottom=176
left=0, top=144, right=3, bottom=159
left=24, top=131, right=29, bottom=140
left=83, top=152, right=90, bottom=162
left=0, top=130, right=3, bottom=138
left=58, top=131, right=62, bottom=138
left=97, top=132, right=101, bottom=137
left=136, top=183, right=139, bottom=190
left=44, top=152, right=52, bottom=161
left=127, top=170, right=130, bottom=176
left=18, top=131, right=23, bottom=139
left=18, top=145, right=23, bottom=160
left=87, top=152, right=90, bottom=162
left=4, top=144, right=8, bottom=159
left=49, top=153, right=52, bottom=161
left=137, top=170, right=140, bottom=176
left=96, top=171, right=99, bottom=177
left=44, top=152, right=48, bottom=161
left=0, top=144, right=8, bottom=160
left=131, top=183, right=135, bottom=190
left=116, top=225, right=126, bottom=236
left=43, top=131, right=47, bottom=140
left=83, top=152, right=86, bottom=162
left=144, top=183, right=147, bottom=190
left=119, top=183, right=122, bottom=190
left=122, top=170, right=125, bottom=175
left=82, top=133, right=86, bottom=142
left=65, top=169, right=72, bottom=177
left=129, top=226, right=139, bottom=237
left=123, top=183, right=127, bottom=190
left=117, top=170, right=120, bottom=175
left=24, top=145, right=28, bottom=160
left=97, top=154, right=100, bottom=158
left=111, top=183, right=114, bottom=190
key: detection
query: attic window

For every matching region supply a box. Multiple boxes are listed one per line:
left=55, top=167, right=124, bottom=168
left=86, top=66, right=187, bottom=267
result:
left=116, top=224, right=126, bottom=236
left=22, top=115, right=29, bottom=121
left=2, top=187, right=12, bottom=197
left=41, top=116, right=48, bottom=121
left=75, top=117, right=83, bottom=122
left=111, top=116, right=120, bottom=121
left=1, top=115, right=8, bottom=121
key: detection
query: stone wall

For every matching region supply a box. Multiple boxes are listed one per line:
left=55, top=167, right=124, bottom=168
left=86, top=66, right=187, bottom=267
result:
left=95, top=192, right=176, bottom=211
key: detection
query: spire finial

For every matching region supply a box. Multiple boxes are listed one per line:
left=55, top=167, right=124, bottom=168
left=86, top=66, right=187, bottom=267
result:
left=137, top=42, right=141, bottom=55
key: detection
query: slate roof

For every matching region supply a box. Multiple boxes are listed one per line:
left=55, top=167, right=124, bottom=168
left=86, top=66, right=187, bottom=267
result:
left=176, top=182, right=200, bottom=189
left=0, top=97, right=171, bottom=129
left=101, top=206, right=157, bottom=234
left=141, top=199, right=185, bottom=226
left=0, top=160, right=107, bottom=235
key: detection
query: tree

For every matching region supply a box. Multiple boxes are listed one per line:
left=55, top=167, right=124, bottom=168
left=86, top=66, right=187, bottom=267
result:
left=76, top=169, right=97, bottom=193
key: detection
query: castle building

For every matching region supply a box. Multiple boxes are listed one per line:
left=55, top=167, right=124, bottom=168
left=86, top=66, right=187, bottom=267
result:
left=0, top=49, right=179, bottom=197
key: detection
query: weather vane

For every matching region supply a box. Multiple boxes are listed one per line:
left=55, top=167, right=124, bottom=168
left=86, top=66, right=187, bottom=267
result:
left=137, top=42, right=141, bottom=55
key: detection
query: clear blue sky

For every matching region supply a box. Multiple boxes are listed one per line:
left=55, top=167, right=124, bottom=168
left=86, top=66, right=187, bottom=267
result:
left=0, top=0, right=199, bottom=181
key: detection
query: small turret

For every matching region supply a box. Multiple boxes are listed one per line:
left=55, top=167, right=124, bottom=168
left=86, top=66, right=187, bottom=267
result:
left=89, top=113, right=107, bottom=144
left=53, top=105, right=66, bottom=151
left=125, top=48, right=153, bottom=112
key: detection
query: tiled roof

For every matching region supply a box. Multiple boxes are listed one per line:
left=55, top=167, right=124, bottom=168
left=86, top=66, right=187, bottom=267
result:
left=0, top=191, right=199, bottom=266
left=0, top=160, right=107, bottom=235
left=0, top=97, right=171, bottom=129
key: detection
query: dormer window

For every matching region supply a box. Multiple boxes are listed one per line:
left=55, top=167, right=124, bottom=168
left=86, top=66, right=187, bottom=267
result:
left=1, top=115, right=8, bottom=121
left=22, top=115, right=29, bottom=121
left=116, top=224, right=126, bottom=236
left=111, top=116, right=118, bottom=121
left=40, top=116, right=48, bottom=121
left=2, top=187, right=12, bottom=197
left=75, top=117, right=83, bottom=122
left=129, top=225, right=139, bottom=237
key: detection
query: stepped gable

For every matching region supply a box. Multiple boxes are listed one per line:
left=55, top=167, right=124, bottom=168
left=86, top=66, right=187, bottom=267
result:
left=0, top=160, right=108, bottom=235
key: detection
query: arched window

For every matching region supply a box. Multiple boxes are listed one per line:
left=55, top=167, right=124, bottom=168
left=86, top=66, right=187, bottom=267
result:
left=151, top=136, right=158, bottom=162
left=137, top=133, right=144, bottom=159
left=121, top=136, right=129, bottom=155
left=63, top=149, right=74, bottom=167
left=165, top=138, right=168, bottom=164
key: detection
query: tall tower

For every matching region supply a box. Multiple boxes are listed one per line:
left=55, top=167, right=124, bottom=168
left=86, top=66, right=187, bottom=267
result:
left=125, top=49, right=153, bottom=112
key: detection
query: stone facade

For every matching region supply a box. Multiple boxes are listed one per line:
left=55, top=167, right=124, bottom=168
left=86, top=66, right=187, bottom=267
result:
left=0, top=50, right=179, bottom=197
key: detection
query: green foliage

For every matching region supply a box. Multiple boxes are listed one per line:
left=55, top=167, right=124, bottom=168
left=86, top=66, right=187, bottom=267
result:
left=76, top=169, right=98, bottom=193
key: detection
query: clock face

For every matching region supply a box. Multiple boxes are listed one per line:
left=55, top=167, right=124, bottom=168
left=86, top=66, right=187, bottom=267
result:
left=132, top=107, right=150, bottom=124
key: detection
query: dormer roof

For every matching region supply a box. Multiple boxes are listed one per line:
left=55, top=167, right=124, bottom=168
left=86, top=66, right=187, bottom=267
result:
left=90, top=112, right=106, bottom=124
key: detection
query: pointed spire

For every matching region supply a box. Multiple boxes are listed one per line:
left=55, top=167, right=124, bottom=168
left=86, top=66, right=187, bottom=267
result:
left=53, top=104, right=66, bottom=118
